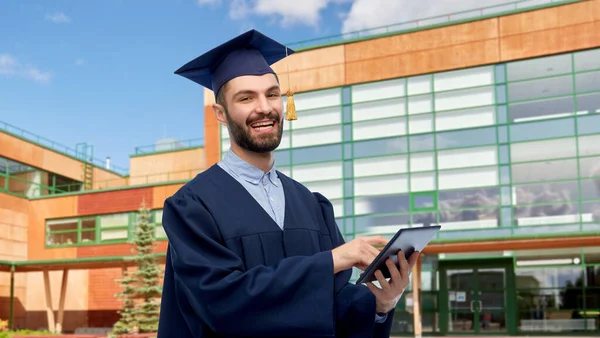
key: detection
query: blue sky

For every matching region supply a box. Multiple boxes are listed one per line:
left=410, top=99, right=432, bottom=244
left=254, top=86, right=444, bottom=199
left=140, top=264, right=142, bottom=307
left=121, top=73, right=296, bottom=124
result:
left=0, top=0, right=513, bottom=173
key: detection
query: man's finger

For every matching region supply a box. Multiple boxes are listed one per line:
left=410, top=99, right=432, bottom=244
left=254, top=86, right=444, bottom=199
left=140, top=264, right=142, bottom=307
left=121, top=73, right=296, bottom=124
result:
left=386, top=258, right=401, bottom=285
left=374, top=270, right=390, bottom=293
left=408, top=251, right=420, bottom=269
left=398, top=251, right=410, bottom=277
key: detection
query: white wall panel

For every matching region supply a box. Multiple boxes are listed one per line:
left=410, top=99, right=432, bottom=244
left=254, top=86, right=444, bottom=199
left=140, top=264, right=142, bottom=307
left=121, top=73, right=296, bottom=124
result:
left=292, top=125, right=341, bottom=147
left=291, top=106, right=341, bottom=130
left=511, top=138, right=576, bottom=162
left=352, top=79, right=405, bottom=103
left=221, top=139, right=230, bottom=153
left=408, top=94, right=433, bottom=115
left=410, top=172, right=436, bottom=192
left=294, top=88, right=341, bottom=110
left=331, top=199, right=344, bottom=218
left=409, top=114, right=434, bottom=134
left=579, top=134, right=600, bottom=156
left=435, top=86, right=495, bottom=112
left=410, top=152, right=435, bottom=172
left=220, top=124, right=229, bottom=139
left=278, top=133, right=291, bottom=149
left=352, top=117, right=405, bottom=141
left=353, top=155, right=408, bottom=177
left=434, top=66, right=494, bottom=92
left=437, top=146, right=498, bottom=170
left=438, top=166, right=498, bottom=190
left=436, top=106, right=496, bottom=131
left=352, top=98, right=406, bottom=122
left=408, top=75, right=432, bottom=95
left=292, top=161, right=343, bottom=182
left=277, top=167, right=291, bottom=177
left=354, top=175, right=409, bottom=196
left=304, top=180, right=343, bottom=199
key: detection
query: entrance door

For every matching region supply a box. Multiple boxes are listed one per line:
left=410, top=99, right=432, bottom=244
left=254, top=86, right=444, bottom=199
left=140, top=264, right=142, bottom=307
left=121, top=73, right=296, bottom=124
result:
left=439, top=258, right=517, bottom=335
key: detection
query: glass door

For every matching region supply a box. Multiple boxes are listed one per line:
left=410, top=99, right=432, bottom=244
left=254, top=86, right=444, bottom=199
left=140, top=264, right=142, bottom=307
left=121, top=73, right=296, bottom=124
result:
left=439, top=258, right=517, bottom=335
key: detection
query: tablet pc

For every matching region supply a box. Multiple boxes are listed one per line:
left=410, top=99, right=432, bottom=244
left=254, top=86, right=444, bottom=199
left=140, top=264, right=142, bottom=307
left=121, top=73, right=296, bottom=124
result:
left=355, top=225, right=441, bottom=284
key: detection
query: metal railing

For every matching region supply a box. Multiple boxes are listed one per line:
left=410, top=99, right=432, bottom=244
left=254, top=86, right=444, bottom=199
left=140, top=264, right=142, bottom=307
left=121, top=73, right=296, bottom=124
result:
left=0, top=120, right=129, bottom=175
left=286, top=0, right=581, bottom=50
left=0, top=168, right=201, bottom=198
left=134, top=137, right=204, bottom=155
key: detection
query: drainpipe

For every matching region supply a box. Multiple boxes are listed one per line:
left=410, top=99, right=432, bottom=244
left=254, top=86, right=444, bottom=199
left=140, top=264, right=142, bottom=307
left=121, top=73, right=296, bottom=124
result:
left=9, top=264, right=14, bottom=330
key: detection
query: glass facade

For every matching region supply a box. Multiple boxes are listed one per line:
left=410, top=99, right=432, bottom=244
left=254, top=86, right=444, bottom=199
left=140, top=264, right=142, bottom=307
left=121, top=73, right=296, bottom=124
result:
left=219, top=48, right=600, bottom=335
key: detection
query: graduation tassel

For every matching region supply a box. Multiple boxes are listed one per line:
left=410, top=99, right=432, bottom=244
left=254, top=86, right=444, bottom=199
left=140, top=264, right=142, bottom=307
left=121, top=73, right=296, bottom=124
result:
left=284, top=46, right=297, bottom=121
left=286, top=89, right=297, bottom=121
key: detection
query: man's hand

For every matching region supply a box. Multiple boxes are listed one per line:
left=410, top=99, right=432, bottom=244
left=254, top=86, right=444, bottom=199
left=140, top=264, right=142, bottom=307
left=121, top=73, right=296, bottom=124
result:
left=331, top=236, right=388, bottom=274
left=366, top=250, right=420, bottom=313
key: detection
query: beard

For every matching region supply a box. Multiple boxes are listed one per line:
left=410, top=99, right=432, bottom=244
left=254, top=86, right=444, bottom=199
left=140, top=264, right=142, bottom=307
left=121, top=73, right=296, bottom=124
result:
left=225, top=110, right=284, bottom=153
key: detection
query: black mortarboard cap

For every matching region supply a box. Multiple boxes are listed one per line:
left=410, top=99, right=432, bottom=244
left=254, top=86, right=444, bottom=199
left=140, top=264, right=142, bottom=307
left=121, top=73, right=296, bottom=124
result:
left=174, top=29, right=295, bottom=97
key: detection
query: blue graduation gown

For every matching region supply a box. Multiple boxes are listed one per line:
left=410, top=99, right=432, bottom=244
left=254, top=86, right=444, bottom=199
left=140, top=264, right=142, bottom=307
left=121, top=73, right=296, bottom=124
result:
left=157, top=165, right=395, bottom=337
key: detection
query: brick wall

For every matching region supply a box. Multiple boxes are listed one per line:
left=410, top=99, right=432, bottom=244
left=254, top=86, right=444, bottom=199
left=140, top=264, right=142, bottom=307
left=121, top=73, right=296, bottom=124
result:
left=78, top=187, right=153, bottom=216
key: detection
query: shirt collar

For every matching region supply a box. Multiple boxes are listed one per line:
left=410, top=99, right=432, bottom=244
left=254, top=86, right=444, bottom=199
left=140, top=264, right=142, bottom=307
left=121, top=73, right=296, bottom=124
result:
left=221, top=149, right=280, bottom=186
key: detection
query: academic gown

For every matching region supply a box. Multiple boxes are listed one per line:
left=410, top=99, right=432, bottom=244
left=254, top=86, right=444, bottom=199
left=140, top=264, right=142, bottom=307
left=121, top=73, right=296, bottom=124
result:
left=157, top=165, right=396, bottom=338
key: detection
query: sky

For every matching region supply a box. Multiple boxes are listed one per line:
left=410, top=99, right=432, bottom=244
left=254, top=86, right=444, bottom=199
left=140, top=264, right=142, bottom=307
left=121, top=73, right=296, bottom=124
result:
left=0, top=0, right=518, bottom=172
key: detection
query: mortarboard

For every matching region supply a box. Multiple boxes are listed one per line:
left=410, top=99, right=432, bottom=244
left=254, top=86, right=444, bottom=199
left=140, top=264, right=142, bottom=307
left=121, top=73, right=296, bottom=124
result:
left=175, top=29, right=298, bottom=120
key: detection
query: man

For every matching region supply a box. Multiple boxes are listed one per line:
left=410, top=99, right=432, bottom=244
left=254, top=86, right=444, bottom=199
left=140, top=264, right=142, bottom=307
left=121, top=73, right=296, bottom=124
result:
left=157, top=29, right=420, bottom=338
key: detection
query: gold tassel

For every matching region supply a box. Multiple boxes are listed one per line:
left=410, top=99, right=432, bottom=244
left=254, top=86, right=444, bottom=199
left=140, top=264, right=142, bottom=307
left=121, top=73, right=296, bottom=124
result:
left=286, top=89, right=297, bottom=121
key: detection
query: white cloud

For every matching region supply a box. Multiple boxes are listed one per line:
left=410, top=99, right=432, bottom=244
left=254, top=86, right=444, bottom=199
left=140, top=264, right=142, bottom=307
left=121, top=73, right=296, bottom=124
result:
left=340, top=0, right=516, bottom=34
left=75, top=58, right=86, bottom=66
left=45, top=11, right=71, bottom=24
left=0, top=54, right=52, bottom=84
left=199, top=0, right=351, bottom=28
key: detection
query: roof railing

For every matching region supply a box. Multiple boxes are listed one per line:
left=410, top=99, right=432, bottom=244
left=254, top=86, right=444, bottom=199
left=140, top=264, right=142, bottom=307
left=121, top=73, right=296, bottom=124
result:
left=133, top=137, right=205, bottom=155
left=0, top=120, right=128, bottom=175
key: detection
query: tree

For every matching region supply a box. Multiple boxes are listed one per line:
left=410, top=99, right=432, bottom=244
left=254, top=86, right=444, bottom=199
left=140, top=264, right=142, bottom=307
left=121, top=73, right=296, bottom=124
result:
left=112, top=200, right=163, bottom=336
left=131, top=200, right=163, bottom=333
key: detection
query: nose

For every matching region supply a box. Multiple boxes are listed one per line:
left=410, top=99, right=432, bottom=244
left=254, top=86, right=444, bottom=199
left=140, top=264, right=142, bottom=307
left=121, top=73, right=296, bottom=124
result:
left=255, top=94, right=272, bottom=114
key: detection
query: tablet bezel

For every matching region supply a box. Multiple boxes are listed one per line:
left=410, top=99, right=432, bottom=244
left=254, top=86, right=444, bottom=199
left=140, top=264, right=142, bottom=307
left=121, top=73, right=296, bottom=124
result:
left=355, top=225, right=441, bottom=284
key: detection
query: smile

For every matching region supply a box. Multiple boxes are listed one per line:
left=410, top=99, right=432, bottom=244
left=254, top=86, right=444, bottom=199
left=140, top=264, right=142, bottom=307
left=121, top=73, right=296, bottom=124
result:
left=250, top=120, right=276, bottom=132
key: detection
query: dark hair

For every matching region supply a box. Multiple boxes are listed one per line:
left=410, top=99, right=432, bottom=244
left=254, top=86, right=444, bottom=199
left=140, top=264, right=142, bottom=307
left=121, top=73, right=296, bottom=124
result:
left=215, top=73, right=281, bottom=109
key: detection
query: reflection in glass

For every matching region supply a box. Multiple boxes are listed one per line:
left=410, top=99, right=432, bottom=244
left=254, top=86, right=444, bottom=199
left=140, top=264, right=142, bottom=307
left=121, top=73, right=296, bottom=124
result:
left=577, top=113, right=600, bottom=135
left=575, top=71, right=600, bottom=93
left=508, top=75, right=573, bottom=102
left=412, top=212, right=437, bottom=226
left=353, top=137, right=407, bottom=158
left=292, top=144, right=342, bottom=164
left=409, top=134, right=434, bottom=152
left=354, top=213, right=410, bottom=234
left=507, top=54, right=571, bottom=81
left=509, top=97, right=574, bottom=123
left=510, top=118, right=575, bottom=142
left=354, top=194, right=410, bottom=215
left=511, top=158, right=578, bottom=183
left=574, top=48, right=600, bottom=71
left=580, top=201, right=600, bottom=222
left=436, top=127, right=496, bottom=150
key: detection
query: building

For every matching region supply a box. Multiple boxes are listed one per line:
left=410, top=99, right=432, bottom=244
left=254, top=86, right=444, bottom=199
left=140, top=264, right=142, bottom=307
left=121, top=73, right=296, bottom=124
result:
left=1, top=0, right=599, bottom=335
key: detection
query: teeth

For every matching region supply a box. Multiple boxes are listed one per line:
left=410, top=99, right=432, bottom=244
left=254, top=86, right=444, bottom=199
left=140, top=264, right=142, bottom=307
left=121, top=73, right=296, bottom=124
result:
left=252, top=121, right=274, bottom=128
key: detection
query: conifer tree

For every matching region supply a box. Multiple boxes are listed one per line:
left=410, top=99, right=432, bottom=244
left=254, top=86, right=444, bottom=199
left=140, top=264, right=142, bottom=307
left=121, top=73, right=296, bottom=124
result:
left=112, top=200, right=163, bottom=335
left=131, top=200, right=162, bottom=333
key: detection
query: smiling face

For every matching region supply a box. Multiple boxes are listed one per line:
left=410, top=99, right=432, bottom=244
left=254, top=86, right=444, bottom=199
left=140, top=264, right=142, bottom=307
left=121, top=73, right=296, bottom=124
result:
left=213, top=73, right=284, bottom=154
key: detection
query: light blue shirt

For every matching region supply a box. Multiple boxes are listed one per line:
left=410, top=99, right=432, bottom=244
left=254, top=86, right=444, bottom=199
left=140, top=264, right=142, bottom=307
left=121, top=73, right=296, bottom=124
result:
left=217, top=149, right=388, bottom=323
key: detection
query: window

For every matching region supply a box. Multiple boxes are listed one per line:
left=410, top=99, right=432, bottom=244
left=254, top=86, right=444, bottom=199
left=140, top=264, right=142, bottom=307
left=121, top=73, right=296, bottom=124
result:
left=353, top=137, right=408, bottom=158
left=508, top=75, right=573, bottom=102
left=575, top=71, right=600, bottom=93
left=46, top=218, right=80, bottom=246
left=354, top=193, right=410, bottom=215
left=510, top=138, right=577, bottom=163
left=291, top=144, right=342, bottom=165
left=510, top=118, right=575, bottom=142
left=99, top=213, right=130, bottom=242
left=507, top=54, right=572, bottom=81
left=353, top=155, right=408, bottom=177
left=509, top=96, right=575, bottom=123
left=292, top=106, right=341, bottom=130
left=292, top=161, right=343, bottom=182
left=436, top=127, right=496, bottom=150
left=434, top=66, right=494, bottom=92
left=574, top=48, right=600, bottom=72
left=411, top=191, right=437, bottom=211
left=511, top=158, right=578, bottom=183
left=437, top=146, right=497, bottom=170
left=435, top=86, right=495, bottom=112
left=293, top=88, right=341, bottom=110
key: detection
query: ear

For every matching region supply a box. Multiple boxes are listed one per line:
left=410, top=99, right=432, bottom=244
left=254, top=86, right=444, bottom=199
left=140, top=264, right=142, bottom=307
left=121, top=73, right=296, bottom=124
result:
left=212, top=103, right=228, bottom=126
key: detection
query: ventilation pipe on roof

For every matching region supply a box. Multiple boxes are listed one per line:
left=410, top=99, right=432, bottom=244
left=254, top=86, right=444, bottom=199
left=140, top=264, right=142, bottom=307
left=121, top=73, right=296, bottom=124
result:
left=105, top=157, right=111, bottom=170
